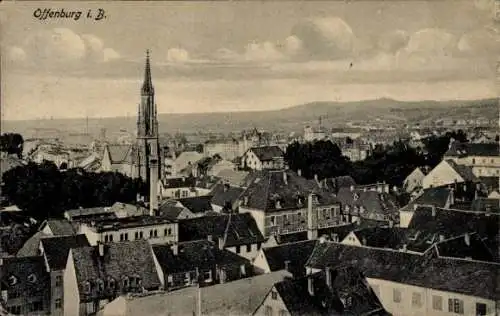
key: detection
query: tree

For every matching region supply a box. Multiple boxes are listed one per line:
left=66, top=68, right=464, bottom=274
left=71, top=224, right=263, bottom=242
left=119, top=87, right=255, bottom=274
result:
left=422, top=130, right=468, bottom=168
left=0, top=133, right=24, bottom=158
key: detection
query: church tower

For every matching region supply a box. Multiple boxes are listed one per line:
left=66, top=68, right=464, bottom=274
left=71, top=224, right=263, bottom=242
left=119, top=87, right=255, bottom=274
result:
left=136, top=50, right=161, bottom=208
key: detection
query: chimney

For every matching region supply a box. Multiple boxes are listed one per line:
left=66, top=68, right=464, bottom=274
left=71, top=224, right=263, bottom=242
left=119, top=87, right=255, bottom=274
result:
left=298, top=169, right=302, bottom=177
left=439, top=234, right=445, bottom=242
left=172, top=243, right=179, bottom=255
left=361, top=237, right=367, bottom=246
left=464, top=233, right=470, bottom=246
left=431, top=206, right=436, bottom=217
left=98, top=242, right=105, bottom=257
left=388, top=220, right=394, bottom=228
left=307, top=276, right=314, bottom=296
left=384, top=184, right=389, bottom=193
left=243, top=196, right=249, bottom=206
left=283, top=172, right=288, bottom=185
left=449, top=188, right=455, bottom=206
left=275, top=200, right=282, bottom=209
left=401, top=244, right=407, bottom=252
left=325, top=267, right=332, bottom=289
left=207, top=235, right=213, bottom=242
left=350, top=185, right=355, bottom=192
left=149, top=157, right=159, bottom=217
left=314, top=174, right=319, bottom=182
left=332, top=233, right=339, bottom=243
left=218, top=237, right=225, bottom=250
left=223, top=183, right=229, bottom=192
left=307, top=193, right=318, bottom=240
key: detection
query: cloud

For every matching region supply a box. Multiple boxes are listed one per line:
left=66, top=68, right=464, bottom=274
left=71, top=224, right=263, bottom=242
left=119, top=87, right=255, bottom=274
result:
left=404, top=28, right=457, bottom=56
left=16, top=28, right=120, bottom=68
left=377, top=30, right=409, bottom=53
left=6, top=46, right=27, bottom=62
left=458, top=26, right=500, bottom=56
left=244, top=41, right=285, bottom=62
left=167, top=48, right=190, bottom=63
left=291, top=17, right=356, bottom=59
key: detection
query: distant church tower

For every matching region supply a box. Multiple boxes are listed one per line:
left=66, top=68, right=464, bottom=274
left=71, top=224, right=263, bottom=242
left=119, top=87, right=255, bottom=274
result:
left=136, top=50, right=161, bottom=210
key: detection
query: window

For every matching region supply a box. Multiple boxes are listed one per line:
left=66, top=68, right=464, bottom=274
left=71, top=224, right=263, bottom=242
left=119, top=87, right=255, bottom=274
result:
left=153, top=229, right=158, bottom=237
left=86, top=302, right=96, bottom=314
left=265, top=306, right=273, bottom=316
left=412, top=292, right=422, bottom=307
left=55, top=275, right=63, bottom=287
left=472, top=158, right=476, bottom=164
left=104, top=235, right=109, bottom=242
left=271, top=291, right=278, bottom=300
left=55, top=299, right=62, bottom=309
left=165, top=228, right=172, bottom=236
left=123, top=277, right=129, bottom=289
left=84, top=281, right=91, bottom=293
left=204, top=271, right=212, bottom=282
left=109, top=234, right=113, bottom=242
left=29, top=301, right=43, bottom=312
left=393, top=288, right=402, bottom=303
left=236, top=245, right=241, bottom=254
left=448, top=298, right=464, bottom=314
left=135, top=231, right=139, bottom=240
left=124, top=233, right=128, bottom=241
left=150, top=230, right=154, bottom=238
left=476, top=303, right=487, bottom=316
left=246, top=244, right=252, bottom=253
left=8, top=306, right=21, bottom=314
left=432, top=295, right=443, bottom=310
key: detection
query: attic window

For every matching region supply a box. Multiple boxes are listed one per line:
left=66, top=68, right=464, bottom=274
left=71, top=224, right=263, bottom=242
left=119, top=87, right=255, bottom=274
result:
left=84, top=281, right=91, bottom=293
left=123, top=277, right=130, bottom=288
left=8, top=275, right=17, bottom=286
left=97, top=279, right=104, bottom=292
left=108, top=278, right=116, bottom=290
left=27, top=273, right=37, bottom=284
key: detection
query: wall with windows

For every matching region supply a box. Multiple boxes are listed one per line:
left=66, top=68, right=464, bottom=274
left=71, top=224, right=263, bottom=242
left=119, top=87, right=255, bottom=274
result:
left=63, top=251, right=83, bottom=316
left=225, top=242, right=262, bottom=261
left=422, top=161, right=465, bottom=189
left=446, top=156, right=500, bottom=178
left=50, top=271, right=64, bottom=316
left=366, top=277, right=495, bottom=316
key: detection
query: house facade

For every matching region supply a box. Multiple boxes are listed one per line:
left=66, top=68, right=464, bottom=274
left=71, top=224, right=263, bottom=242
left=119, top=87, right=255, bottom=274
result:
left=444, top=142, right=500, bottom=178
left=242, top=146, right=285, bottom=171
left=422, top=160, right=475, bottom=189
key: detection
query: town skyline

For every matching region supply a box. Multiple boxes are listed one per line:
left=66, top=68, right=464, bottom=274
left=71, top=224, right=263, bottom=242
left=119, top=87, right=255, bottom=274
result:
left=2, top=0, right=498, bottom=121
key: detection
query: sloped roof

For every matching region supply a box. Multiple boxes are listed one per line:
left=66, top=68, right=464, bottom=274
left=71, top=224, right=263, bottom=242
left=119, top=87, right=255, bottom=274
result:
left=445, top=160, right=477, bottom=182
left=106, top=144, right=133, bottom=164
left=160, top=176, right=196, bottom=189
left=46, top=219, right=76, bottom=236
left=152, top=240, right=249, bottom=274
left=306, top=241, right=499, bottom=300
left=1, top=256, right=50, bottom=299
left=240, top=170, right=339, bottom=212
left=97, top=270, right=292, bottom=316
left=336, top=188, right=400, bottom=221
left=400, top=186, right=451, bottom=212
left=178, top=213, right=265, bottom=247
left=215, top=169, right=249, bottom=187
left=71, top=240, right=162, bottom=300
left=248, top=146, right=284, bottom=161
left=445, top=142, right=499, bottom=157
left=65, top=207, right=109, bottom=220
left=274, top=268, right=387, bottom=316
left=321, top=176, right=356, bottom=193
left=434, top=233, right=496, bottom=262
left=157, top=204, right=188, bottom=220
left=263, top=240, right=317, bottom=274
left=176, top=195, right=213, bottom=214
left=16, top=231, right=49, bottom=257
left=209, top=183, right=244, bottom=208
left=173, top=151, right=203, bottom=173
left=351, top=226, right=405, bottom=249
left=40, top=234, right=90, bottom=271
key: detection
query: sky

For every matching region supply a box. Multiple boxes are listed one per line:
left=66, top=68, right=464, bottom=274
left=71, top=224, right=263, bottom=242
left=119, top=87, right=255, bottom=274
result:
left=1, top=0, right=499, bottom=120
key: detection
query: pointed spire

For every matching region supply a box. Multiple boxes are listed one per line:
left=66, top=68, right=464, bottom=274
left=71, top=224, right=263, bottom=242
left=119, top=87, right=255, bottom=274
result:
left=141, top=49, right=154, bottom=95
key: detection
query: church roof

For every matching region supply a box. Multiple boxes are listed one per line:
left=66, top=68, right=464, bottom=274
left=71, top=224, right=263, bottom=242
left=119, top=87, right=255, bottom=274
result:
left=106, top=145, right=133, bottom=164
left=141, top=50, right=154, bottom=95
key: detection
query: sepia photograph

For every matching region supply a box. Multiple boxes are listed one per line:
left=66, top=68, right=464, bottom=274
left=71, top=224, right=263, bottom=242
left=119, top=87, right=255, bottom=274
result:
left=0, top=1, right=499, bottom=315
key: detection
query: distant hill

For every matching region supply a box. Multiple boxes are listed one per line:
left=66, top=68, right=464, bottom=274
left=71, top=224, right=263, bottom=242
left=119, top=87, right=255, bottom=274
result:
left=2, top=98, right=497, bottom=138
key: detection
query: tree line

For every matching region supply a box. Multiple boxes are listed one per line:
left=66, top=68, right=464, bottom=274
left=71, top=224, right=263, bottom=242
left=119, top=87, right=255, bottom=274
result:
left=0, top=133, right=24, bottom=158
left=1, top=161, right=147, bottom=220
left=284, top=130, right=468, bottom=187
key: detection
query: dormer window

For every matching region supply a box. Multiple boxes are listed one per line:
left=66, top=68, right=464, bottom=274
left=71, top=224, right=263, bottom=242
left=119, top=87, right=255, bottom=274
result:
left=27, top=273, right=37, bottom=284
left=123, top=277, right=129, bottom=289
left=353, top=193, right=359, bottom=201
left=108, top=278, right=116, bottom=290
left=97, top=279, right=104, bottom=292
left=84, top=281, right=91, bottom=293
left=8, top=275, right=17, bottom=286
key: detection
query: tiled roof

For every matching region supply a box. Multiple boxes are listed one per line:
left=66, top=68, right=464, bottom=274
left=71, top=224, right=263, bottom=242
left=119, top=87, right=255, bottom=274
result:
left=40, top=234, right=90, bottom=271
left=106, top=144, right=133, bottom=164
left=65, top=207, right=109, bottom=220
left=351, top=226, right=405, bottom=249
left=240, top=170, right=339, bottom=212
left=71, top=240, right=162, bottom=301
left=16, top=231, right=49, bottom=257
left=248, top=146, right=284, bottom=161
left=470, top=198, right=500, bottom=213
left=274, top=224, right=357, bottom=245
left=445, top=142, right=499, bottom=157
left=434, top=233, right=496, bottom=262
left=157, top=204, right=188, bottom=220
left=173, top=151, right=204, bottom=173
left=445, top=160, right=477, bottom=182
left=84, top=214, right=173, bottom=232
left=152, top=240, right=249, bottom=274
left=399, top=186, right=451, bottom=212
left=274, top=268, right=387, bottom=316
left=176, top=195, right=213, bottom=214
left=46, top=219, right=77, bottom=236
left=306, top=242, right=499, bottom=300
left=97, top=270, right=291, bottom=316
left=478, top=176, right=500, bottom=191
left=215, top=169, right=249, bottom=187
left=336, top=188, right=400, bottom=221
left=209, top=183, right=244, bottom=209
left=263, top=240, right=318, bottom=275
left=178, top=213, right=265, bottom=247
left=406, top=206, right=499, bottom=254
left=160, top=176, right=197, bottom=189
left=320, top=176, right=356, bottom=193
left=0, top=256, right=50, bottom=299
